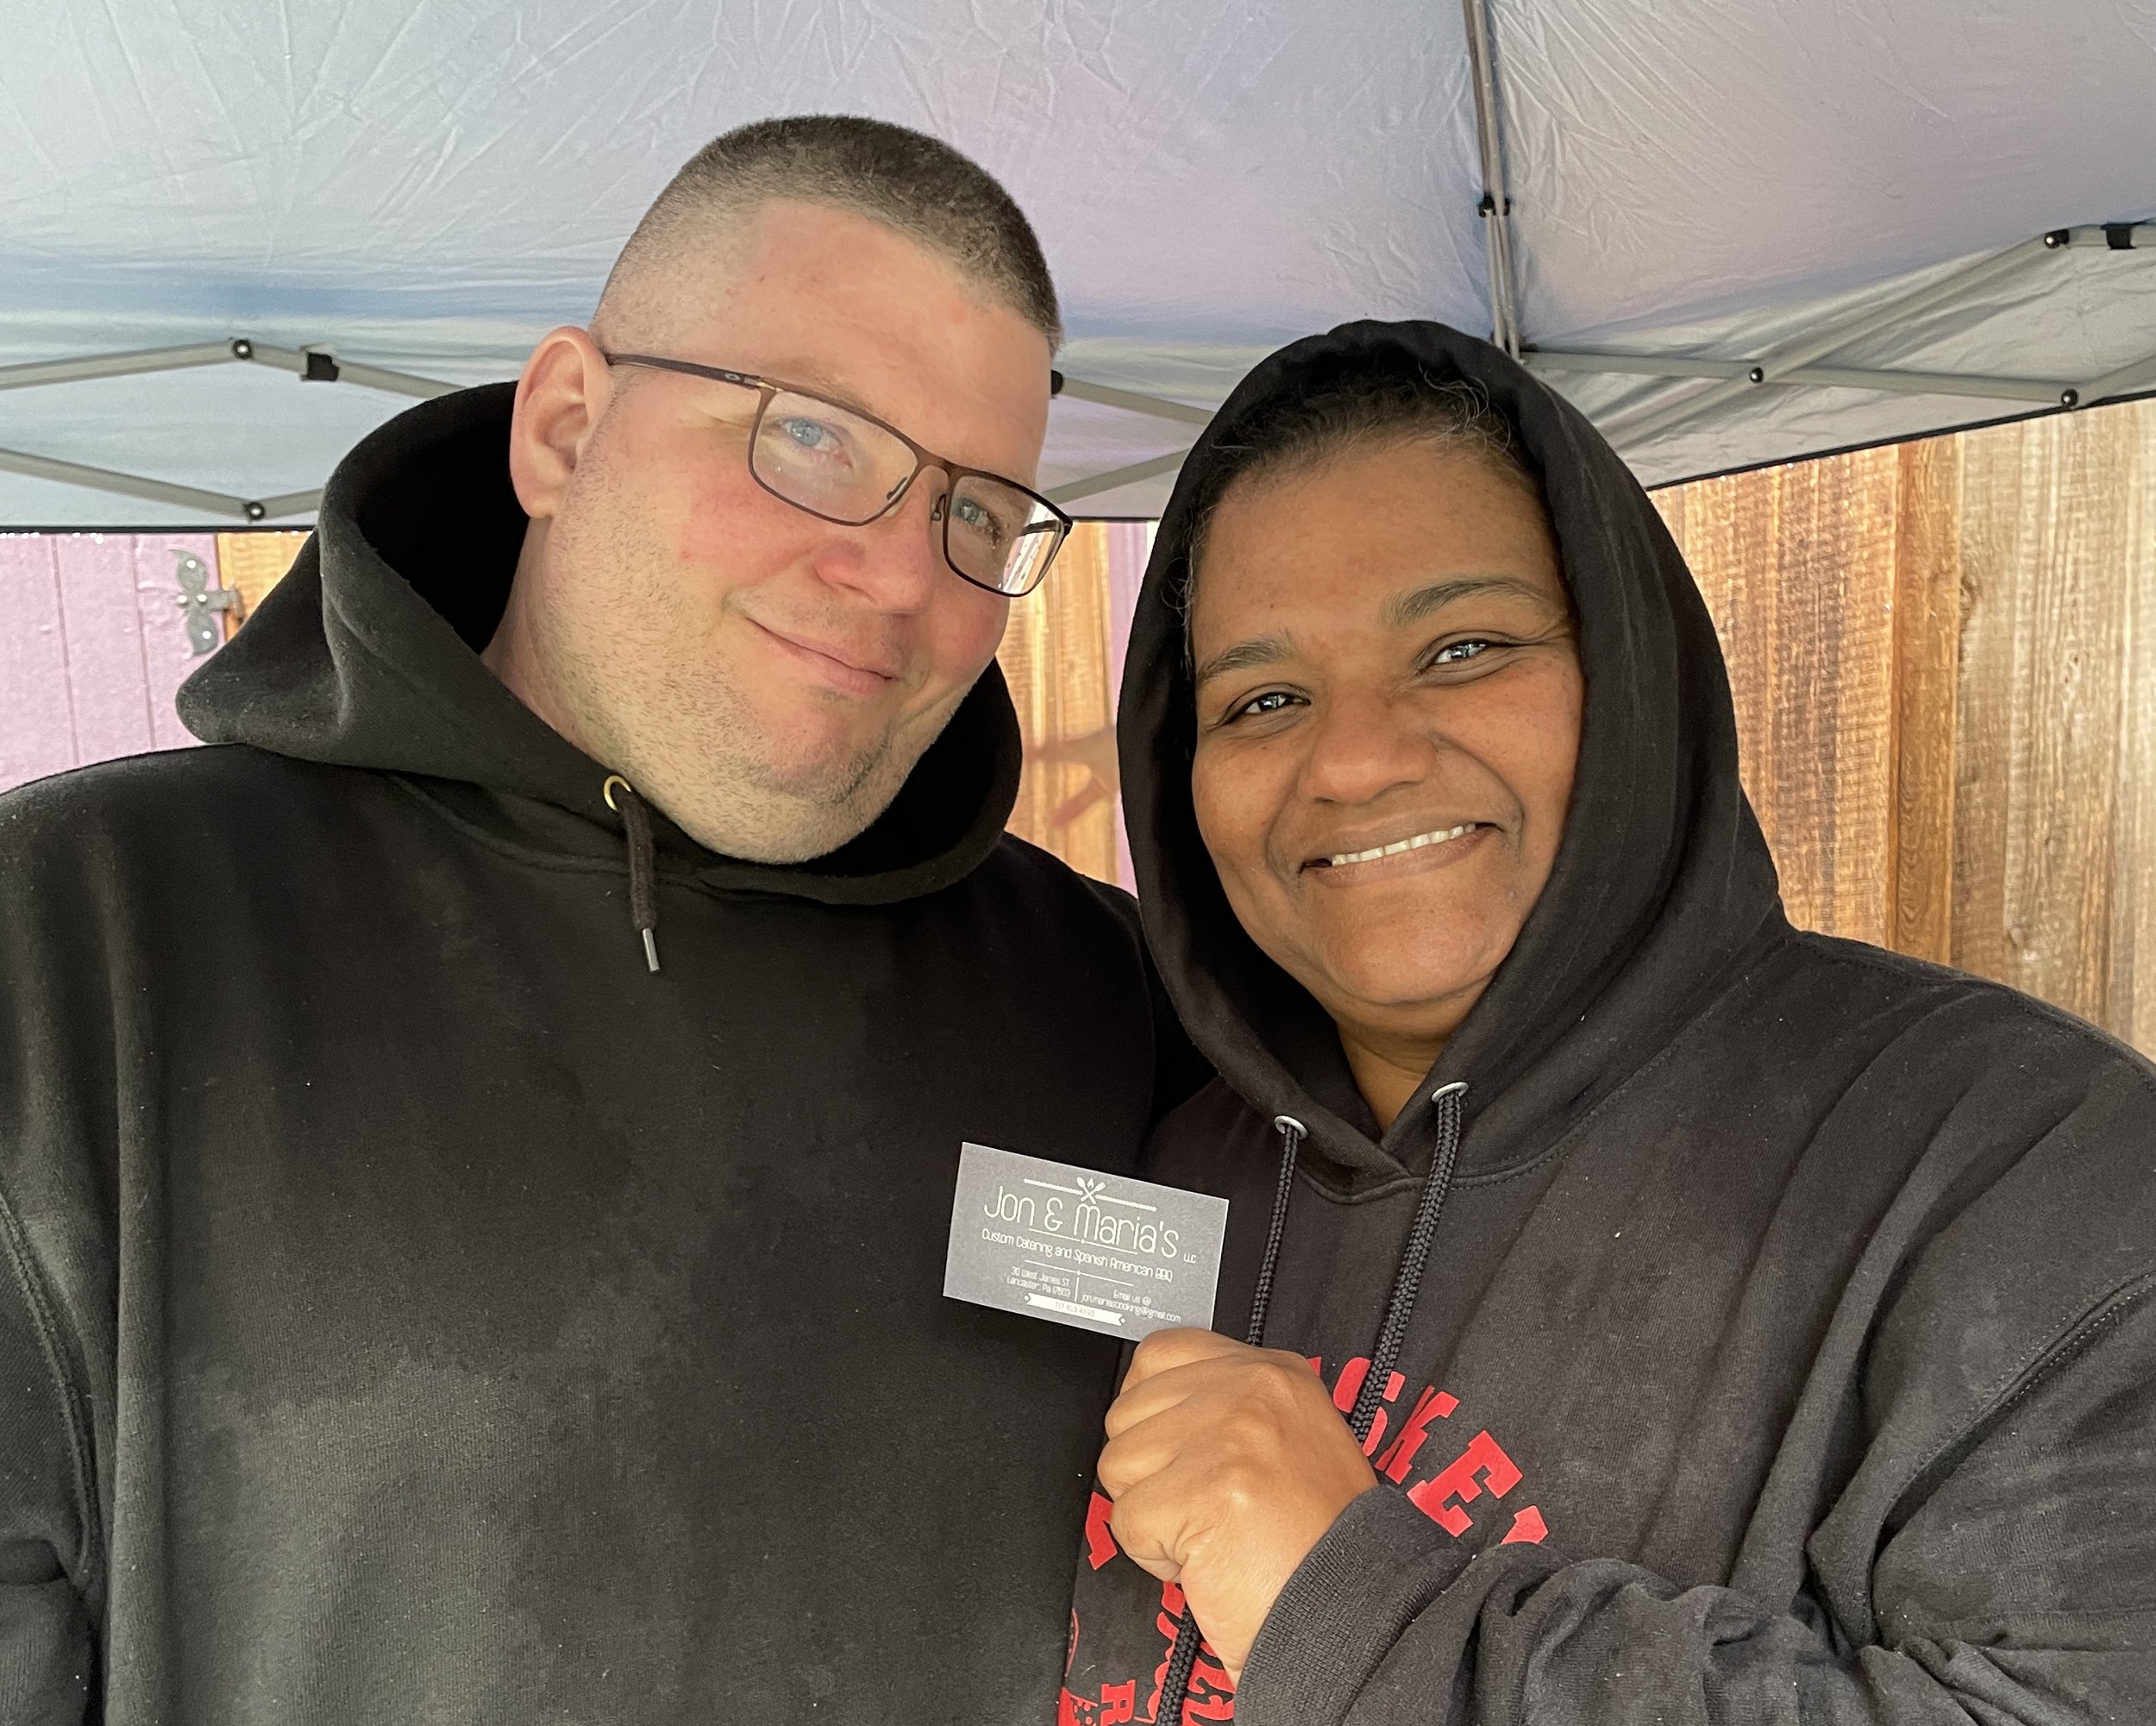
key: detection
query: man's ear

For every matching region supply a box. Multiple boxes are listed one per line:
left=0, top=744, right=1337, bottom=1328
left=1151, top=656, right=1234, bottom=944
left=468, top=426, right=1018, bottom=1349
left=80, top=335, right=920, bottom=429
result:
left=509, top=327, right=612, bottom=520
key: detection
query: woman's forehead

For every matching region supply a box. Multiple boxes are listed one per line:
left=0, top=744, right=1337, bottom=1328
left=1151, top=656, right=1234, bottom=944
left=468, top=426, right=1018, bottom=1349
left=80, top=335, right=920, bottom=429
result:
left=1188, top=444, right=1567, bottom=653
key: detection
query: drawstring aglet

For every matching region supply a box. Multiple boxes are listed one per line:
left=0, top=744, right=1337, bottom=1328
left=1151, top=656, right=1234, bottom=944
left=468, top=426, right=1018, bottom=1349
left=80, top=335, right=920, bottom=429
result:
left=602, top=773, right=664, bottom=976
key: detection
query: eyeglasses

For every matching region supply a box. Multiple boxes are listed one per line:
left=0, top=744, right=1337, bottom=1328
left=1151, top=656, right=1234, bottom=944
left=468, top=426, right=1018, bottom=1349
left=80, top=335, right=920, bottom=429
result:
left=602, top=353, right=1072, bottom=597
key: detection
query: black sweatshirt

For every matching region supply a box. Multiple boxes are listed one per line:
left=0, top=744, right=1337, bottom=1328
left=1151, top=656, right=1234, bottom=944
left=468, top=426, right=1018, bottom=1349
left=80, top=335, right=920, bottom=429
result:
left=1061, top=322, right=2156, bottom=1724
left=0, top=384, right=1198, bottom=1724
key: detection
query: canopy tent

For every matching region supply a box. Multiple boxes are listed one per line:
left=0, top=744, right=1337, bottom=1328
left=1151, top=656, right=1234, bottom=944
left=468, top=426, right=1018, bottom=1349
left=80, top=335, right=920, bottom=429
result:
left=2, top=0, right=2151, bottom=527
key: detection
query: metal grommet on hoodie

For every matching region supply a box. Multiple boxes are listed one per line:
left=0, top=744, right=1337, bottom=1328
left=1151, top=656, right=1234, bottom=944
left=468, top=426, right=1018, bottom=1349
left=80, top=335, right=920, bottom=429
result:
left=601, top=773, right=661, bottom=973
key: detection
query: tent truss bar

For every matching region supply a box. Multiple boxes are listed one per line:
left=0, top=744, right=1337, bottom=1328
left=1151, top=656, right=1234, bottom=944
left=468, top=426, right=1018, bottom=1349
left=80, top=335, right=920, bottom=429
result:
left=1600, top=223, right=2152, bottom=449
left=0, top=445, right=262, bottom=517
left=235, top=341, right=461, bottom=399
left=1044, top=448, right=1192, bottom=506
left=1529, top=351, right=2078, bottom=405
left=0, top=336, right=461, bottom=518
left=1053, top=373, right=1215, bottom=427
left=1461, top=0, right=1523, bottom=356
left=0, top=342, right=237, bottom=392
left=1039, top=373, right=1215, bottom=505
left=2082, top=347, right=2156, bottom=404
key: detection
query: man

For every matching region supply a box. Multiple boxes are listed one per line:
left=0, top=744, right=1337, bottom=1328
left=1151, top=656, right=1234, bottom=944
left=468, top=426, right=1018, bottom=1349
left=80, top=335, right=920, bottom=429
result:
left=0, top=116, right=1194, bottom=1723
left=1062, top=323, right=2154, bottom=1723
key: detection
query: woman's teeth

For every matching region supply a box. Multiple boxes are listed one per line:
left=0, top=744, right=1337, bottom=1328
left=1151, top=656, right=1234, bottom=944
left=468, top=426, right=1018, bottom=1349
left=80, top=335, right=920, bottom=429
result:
left=1326, top=823, right=1478, bottom=868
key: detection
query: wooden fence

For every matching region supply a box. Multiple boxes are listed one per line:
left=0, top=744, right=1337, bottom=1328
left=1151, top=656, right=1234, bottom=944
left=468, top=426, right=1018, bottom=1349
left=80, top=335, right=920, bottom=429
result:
left=1659, top=397, right=2155, bottom=1055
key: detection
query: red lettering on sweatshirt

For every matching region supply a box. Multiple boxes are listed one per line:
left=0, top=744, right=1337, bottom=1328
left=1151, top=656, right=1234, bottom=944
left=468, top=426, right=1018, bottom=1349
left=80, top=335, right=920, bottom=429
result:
left=1501, top=1505, right=1549, bottom=1545
left=1407, top=1430, right=1522, bottom=1536
left=1065, top=1361, right=1549, bottom=1725
left=1376, top=1386, right=1459, bottom=1482
left=1086, top=1491, right=1121, bottom=1569
left=1328, top=1357, right=1408, bottom=1453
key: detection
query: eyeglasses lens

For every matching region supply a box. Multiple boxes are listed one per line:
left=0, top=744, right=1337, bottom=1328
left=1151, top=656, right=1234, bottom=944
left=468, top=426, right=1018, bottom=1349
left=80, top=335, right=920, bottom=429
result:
left=947, top=476, right=1062, bottom=595
left=752, top=392, right=912, bottom=527
left=749, top=386, right=1065, bottom=596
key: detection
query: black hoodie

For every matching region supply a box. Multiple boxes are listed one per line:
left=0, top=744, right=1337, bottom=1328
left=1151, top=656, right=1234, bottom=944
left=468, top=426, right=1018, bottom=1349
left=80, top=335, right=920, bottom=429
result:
left=0, top=385, right=1200, bottom=1724
left=1061, top=323, right=2156, bottom=1725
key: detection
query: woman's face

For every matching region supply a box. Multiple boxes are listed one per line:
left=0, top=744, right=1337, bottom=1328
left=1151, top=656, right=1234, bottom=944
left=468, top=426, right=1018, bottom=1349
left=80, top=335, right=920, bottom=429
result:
left=1188, top=436, right=1583, bottom=1051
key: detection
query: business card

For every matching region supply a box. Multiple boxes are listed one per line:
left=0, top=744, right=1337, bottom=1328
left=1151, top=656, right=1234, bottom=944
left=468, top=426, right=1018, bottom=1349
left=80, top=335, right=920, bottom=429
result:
left=943, top=1142, right=1230, bottom=1340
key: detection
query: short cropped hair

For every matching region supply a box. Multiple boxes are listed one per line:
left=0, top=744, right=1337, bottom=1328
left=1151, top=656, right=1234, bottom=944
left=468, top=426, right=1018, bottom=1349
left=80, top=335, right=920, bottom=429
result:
left=600, top=115, right=1061, bottom=346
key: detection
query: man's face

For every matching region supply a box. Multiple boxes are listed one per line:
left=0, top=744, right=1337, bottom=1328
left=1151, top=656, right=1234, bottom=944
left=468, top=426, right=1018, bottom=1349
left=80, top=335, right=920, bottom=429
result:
left=1188, top=437, right=1583, bottom=1055
left=501, top=198, right=1054, bottom=862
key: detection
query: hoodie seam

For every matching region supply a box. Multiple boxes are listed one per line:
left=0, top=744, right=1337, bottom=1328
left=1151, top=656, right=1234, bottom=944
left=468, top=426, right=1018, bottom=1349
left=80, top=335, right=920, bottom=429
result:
left=0, top=1177, right=101, bottom=1596
left=1881, top=1273, right=2156, bottom=1549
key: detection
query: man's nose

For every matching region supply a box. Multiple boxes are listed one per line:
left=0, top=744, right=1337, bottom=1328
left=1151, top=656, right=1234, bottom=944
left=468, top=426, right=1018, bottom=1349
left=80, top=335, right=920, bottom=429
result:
left=1300, top=689, right=1435, bottom=806
left=811, top=473, right=950, bottom=612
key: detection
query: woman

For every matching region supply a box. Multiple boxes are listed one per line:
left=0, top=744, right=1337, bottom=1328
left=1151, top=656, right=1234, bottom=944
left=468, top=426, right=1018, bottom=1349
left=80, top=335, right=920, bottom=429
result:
left=1061, top=323, right=2154, bottom=1724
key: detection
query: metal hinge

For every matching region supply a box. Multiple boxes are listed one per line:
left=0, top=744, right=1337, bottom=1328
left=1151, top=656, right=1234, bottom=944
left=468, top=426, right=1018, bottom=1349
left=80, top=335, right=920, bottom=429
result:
left=175, top=549, right=241, bottom=654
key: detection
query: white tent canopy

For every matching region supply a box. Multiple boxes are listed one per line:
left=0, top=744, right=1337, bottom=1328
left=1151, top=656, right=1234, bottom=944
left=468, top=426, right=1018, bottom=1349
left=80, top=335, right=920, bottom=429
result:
left=3, top=0, right=2151, bottom=525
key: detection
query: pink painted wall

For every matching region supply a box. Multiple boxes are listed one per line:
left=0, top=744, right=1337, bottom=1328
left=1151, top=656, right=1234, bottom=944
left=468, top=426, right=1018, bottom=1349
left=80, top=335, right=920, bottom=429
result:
left=0, top=532, right=223, bottom=797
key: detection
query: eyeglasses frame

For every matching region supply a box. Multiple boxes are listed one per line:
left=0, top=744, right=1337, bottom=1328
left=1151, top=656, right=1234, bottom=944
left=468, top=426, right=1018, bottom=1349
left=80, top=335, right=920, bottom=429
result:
left=600, top=351, right=1074, bottom=597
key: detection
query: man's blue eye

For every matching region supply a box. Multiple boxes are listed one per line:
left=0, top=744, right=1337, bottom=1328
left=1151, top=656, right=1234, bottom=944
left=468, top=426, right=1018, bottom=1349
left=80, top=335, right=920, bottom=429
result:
left=779, top=417, right=840, bottom=452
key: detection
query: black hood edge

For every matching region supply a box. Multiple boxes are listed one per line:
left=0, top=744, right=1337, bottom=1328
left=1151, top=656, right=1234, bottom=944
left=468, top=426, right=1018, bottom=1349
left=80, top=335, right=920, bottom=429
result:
left=1118, top=320, right=1784, bottom=1183
left=179, top=383, right=1025, bottom=908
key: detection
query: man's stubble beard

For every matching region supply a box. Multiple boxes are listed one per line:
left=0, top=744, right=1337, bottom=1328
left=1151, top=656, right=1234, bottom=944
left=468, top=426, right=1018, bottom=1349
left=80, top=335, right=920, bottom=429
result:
left=534, top=506, right=962, bottom=865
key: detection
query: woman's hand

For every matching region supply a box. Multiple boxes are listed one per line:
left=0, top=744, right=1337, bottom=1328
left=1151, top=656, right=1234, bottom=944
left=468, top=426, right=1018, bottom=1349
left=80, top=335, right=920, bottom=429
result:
left=1096, top=1327, right=1378, bottom=1682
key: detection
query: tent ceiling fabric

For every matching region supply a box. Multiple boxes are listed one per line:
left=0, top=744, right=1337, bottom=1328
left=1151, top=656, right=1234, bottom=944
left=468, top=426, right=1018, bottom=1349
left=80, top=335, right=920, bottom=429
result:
left=1, top=0, right=2148, bottom=524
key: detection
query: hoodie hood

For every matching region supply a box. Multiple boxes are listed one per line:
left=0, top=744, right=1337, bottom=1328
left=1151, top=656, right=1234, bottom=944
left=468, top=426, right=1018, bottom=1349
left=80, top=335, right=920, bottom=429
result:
left=178, top=382, right=1022, bottom=907
left=1119, top=321, right=1784, bottom=1186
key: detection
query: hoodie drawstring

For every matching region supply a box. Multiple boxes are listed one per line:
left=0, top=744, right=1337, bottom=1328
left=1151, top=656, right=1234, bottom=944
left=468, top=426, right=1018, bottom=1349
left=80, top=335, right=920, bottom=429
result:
left=1156, top=1111, right=1307, bottom=1722
left=1247, top=1114, right=1306, bottom=1347
left=1345, top=1081, right=1466, bottom=1441
left=1154, top=1086, right=1466, bottom=1724
left=601, top=775, right=661, bottom=973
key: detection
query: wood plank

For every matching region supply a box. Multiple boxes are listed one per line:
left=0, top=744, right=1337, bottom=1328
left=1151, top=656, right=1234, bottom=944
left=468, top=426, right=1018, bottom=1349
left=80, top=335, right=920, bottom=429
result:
left=1101, top=521, right=1154, bottom=891
left=998, top=523, right=1120, bottom=884
left=1950, top=409, right=2133, bottom=1030
left=215, top=530, right=310, bottom=626
left=1662, top=450, right=1901, bottom=945
left=2108, top=400, right=2155, bottom=1052
left=1887, top=438, right=1961, bottom=963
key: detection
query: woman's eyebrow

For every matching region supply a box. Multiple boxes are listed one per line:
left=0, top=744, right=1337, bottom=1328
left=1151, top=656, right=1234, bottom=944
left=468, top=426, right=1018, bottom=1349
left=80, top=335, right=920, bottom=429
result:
left=1192, top=631, right=1294, bottom=687
left=1382, top=575, right=1549, bottom=628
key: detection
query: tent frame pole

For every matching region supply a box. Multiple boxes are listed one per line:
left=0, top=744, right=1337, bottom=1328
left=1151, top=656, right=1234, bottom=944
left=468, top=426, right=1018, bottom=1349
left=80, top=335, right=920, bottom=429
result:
left=1461, top=0, right=1523, bottom=356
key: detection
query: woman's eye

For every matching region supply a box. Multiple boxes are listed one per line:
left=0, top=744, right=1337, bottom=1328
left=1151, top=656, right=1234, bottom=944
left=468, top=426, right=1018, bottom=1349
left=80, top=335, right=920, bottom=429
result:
left=1233, top=690, right=1300, bottom=720
left=1431, top=637, right=1500, bottom=666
